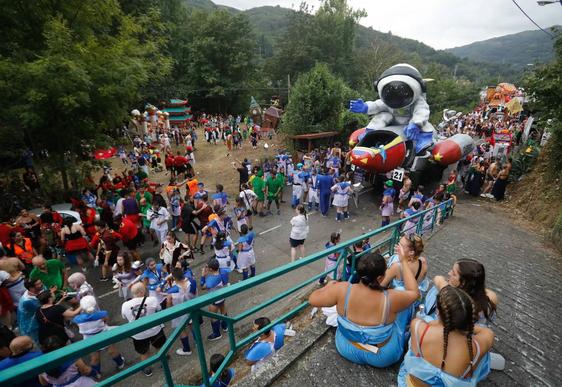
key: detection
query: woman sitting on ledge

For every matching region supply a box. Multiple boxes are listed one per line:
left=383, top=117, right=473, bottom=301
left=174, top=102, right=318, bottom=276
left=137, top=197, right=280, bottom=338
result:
left=397, top=286, right=494, bottom=386
left=308, top=251, right=419, bottom=368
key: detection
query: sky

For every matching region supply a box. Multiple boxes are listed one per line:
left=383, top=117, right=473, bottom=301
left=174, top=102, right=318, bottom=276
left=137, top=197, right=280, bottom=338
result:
left=213, top=0, right=561, bottom=49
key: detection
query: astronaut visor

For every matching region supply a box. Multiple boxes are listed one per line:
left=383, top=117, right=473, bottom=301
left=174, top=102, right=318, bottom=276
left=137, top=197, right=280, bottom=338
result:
left=381, top=81, right=414, bottom=109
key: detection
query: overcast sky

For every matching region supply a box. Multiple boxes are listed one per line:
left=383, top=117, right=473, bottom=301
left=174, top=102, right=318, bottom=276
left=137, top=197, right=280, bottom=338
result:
left=213, top=0, right=561, bottom=49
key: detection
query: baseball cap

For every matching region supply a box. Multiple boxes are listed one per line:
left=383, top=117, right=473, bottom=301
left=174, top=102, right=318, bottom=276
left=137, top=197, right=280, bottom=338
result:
left=385, top=180, right=394, bottom=187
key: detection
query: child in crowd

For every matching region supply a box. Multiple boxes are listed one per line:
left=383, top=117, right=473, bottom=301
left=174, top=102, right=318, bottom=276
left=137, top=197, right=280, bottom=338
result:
left=236, top=224, right=256, bottom=280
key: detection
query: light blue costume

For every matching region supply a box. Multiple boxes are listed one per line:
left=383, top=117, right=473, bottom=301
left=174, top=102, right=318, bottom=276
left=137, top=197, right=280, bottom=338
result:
left=386, top=254, right=430, bottom=336
left=17, top=291, right=41, bottom=343
left=214, top=241, right=234, bottom=285
left=140, top=263, right=167, bottom=304
left=402, top=207, right=420, bottom=236
left=397, top=320, right=490, bottom=386
left=335, top=283, right=406, bottom=367
left=200, top=273, right=227, bottom=336
left=200, top=368, right=235, bottom=387
left=245, top=323, right=286, bottom=363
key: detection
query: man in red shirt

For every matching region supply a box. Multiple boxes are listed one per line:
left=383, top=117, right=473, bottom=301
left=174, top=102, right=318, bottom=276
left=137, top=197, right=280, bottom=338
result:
left=90, top=220, right=122, bottom=281
left=165, top=153, right=176, bottom=178
left=115, top=215, right=138, bottom=251
left=174, top=151, right=188, bottom=178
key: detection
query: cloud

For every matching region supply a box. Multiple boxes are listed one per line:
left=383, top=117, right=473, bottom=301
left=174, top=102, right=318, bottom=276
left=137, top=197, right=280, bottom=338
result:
left=213, top=0, right=561, bottom=49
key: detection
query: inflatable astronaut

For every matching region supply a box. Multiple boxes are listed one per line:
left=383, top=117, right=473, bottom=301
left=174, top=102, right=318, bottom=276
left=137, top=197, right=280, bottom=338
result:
left=349, top=63, right=433, bottom=155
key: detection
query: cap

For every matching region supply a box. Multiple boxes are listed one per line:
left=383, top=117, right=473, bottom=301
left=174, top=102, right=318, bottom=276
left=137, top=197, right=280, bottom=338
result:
left=132, top=261, right=144, bottom=270
left=385, top=180, right=394, bottom=187
left=197, top=182, right=204, bottom=187
left=194, top=193, right=202, bottom=199
left=297, top=163, right=303, bottom=169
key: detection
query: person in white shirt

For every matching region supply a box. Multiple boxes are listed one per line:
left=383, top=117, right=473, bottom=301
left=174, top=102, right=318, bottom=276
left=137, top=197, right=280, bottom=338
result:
left=147, top=202, right=170, bottom=246
left=289, top=204, right=309, bottom=262
left=121, top=283, right=167, bottom=377
left=239, top=183, right=257, bottom=230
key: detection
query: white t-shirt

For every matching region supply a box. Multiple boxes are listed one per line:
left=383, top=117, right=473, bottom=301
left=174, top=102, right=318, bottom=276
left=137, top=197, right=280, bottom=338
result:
left=290, top=214, right=309, bottom=240
left=147, top=207, right=170, bottom=231
left=239, top=189, right=257, bottom=210
left=121, top=296, right=164, bottom=340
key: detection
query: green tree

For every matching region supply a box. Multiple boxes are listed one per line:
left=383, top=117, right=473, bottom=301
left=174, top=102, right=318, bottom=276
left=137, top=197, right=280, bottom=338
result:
left=280, top=63, right=350, bottom=136
left=173, top=9, right=257, bottom=113
left=0, top=0, right=171, bottom=190
left=524, top=34, right=562, bottom=173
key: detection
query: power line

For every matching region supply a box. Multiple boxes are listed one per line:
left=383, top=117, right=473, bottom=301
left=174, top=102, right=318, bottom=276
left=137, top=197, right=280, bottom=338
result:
left=511, top=0, right=555, bottom=39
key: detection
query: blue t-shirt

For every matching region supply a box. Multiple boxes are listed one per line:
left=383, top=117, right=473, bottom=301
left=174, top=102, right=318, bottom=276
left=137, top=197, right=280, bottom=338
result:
left=17, top=292, right=40, bottom=342
left=0, top=351, right=43, bottom=387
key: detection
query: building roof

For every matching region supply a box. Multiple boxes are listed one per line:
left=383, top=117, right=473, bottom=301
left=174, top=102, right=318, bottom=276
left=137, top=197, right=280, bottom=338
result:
left=169, top=99, right=188, bottom=106
left=163, top=107, right=189, bottom=114
left=169, top=114, right=193, bottom=122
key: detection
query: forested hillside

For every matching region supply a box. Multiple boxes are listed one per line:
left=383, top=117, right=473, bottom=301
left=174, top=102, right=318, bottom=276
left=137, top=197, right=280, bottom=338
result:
left=447, top=27, right=558, bottom=70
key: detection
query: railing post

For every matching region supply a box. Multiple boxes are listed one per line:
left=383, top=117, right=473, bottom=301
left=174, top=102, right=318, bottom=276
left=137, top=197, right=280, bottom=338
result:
left=161, top=355, right=175, bottom=387
left=191, top=311, right=211, bottom=387
left=430, top=207, right=438, bottom=232
left=389, top=225, right=400, bottom=256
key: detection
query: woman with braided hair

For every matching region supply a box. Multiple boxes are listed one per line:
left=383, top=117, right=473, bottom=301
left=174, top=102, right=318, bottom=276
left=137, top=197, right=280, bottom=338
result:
left=308, top=250, right=419, bottom=368
left=397, top=286, right=494, bottom=386
left=382, top=234, right=429, bottom=336
left=421, top=259, right=497, bottom=326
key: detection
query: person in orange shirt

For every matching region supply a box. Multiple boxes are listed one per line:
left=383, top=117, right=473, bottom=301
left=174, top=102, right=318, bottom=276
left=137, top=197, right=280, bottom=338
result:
left=6, top=231, right=37, bottom=272
left=186, top=174, right=199, bottom=199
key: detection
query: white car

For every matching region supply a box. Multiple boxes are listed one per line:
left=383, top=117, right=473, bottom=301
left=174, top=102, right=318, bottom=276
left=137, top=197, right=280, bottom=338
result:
left=30, top=203, right=83, bottom=225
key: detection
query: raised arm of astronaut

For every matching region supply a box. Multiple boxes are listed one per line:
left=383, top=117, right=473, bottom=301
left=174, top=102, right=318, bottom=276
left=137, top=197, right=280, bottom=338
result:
left=409, top=97, right=430, bottom=130
left=366, top=100, right=394, bottom=130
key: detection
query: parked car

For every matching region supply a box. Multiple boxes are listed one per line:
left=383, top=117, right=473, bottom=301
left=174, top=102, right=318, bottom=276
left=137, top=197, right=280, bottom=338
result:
left=30, top=203, right=83, bottom=225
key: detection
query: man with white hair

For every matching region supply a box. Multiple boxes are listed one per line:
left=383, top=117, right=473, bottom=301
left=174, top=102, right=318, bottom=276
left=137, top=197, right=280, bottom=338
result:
left=121, top=283, right=166, bottom=377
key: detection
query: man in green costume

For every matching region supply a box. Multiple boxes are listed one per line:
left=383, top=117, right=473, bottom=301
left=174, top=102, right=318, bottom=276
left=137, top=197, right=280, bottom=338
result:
left=266, top=167, right=283, bottom=215
left=252, top=169, right=266, bottom=217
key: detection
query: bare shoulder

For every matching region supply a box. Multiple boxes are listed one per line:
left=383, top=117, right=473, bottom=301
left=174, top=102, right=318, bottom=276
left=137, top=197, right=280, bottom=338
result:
left=486, top=288, right=499, bottom=306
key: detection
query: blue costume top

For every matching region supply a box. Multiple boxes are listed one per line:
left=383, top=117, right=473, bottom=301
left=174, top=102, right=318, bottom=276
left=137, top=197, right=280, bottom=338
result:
left=212, top=192, right=228, bottom=207
left=397, top=320, right=490, bottom=386
left=245, top=324, right=286, bottom=362
left=383, top=187, right=396, bottom=199
left=335, top=283, right=406, bottom=368
left=201, top=273, right=225, bottom=304
left=200, top=369, right=235, bottom=387
left=237, top=232, right=255, bottom=252
left=0, top=351, right=43, bottom=387
left=207, top=217, right=232, bottom=236
left=141, top=264, right=166, bottom=291
left=316, top=174, right=333, bottom=192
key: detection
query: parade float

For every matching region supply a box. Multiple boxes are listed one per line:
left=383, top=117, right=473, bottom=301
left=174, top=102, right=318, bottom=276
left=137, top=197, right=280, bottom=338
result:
left=348, top=63, right=474, bottom=185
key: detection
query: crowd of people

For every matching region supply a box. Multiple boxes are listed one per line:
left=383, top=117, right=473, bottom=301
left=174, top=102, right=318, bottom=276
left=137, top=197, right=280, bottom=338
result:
left=0, top=103, right=517, bottom=386
left=437, top=106, right=526, bottom=201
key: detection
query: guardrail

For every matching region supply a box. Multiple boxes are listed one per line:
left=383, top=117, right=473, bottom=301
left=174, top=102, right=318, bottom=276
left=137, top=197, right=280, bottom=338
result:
left=0, top=199, right=454, bottom=386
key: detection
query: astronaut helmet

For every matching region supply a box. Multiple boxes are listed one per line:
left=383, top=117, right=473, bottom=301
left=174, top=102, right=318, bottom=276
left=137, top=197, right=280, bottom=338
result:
left=375, top=64, right=426, bottom=109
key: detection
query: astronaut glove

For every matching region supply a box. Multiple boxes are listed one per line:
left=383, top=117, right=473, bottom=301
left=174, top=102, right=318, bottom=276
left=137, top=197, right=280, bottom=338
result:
left=349, top=99, right=368, bottom=114
left=404, top=123, right=421, bottom=141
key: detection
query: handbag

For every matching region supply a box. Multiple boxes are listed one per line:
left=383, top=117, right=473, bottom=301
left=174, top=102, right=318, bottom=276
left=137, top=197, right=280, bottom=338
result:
left=242, top=190, right=256, bottom=215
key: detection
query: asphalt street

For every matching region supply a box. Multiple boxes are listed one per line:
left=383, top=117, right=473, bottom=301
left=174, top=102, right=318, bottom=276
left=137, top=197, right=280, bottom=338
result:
left=76, top=187, right=385, bottom=386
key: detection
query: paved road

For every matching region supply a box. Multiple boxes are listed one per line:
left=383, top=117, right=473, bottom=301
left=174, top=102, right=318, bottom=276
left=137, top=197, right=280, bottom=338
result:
left=272, top=197, right=562, bottom=387
left=76, top=187, right=386, bottom=385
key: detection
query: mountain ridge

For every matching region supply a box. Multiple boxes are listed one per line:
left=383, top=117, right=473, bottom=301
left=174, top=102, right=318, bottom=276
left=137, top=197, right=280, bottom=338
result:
left=445, top=26, right=559, bottom=69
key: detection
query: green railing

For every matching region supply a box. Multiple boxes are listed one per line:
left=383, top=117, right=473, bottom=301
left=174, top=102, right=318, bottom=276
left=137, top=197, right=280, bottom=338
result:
left=0, top=199, right=453, bottom=386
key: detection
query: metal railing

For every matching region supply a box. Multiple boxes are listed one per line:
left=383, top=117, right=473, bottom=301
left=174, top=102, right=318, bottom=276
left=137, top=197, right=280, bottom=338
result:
left=0, top=199, right=454, bottom=387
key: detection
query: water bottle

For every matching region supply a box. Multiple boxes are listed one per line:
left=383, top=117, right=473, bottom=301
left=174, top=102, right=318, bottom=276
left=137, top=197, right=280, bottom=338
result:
left=416, top=304, right=425, bottom=319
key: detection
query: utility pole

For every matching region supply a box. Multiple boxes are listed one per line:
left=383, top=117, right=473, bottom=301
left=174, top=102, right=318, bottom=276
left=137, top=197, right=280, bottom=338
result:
left=287, top=73, right=291, bottom=98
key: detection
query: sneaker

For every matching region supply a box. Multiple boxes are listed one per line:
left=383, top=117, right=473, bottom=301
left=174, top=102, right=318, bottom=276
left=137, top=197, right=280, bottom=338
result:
left=143, top=367, right=153, bottom=377
left=82, top=266, right=88, bottom=273
left=236, top=268, right=243, bottom=274
left=176, top=348, right=192, bottom=356
left=116, top=356, right=125, bottom=370
left=100, top=276, right=109, bottom=282
left=223, top=326, right=229, bottom=332
left=113, top=283, right=120, bottom=289
left=276, top=209, right=281, bottom=215
left=480, top=193, right=487, bottom=197
left=207, top=333, right=222, bottom=341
